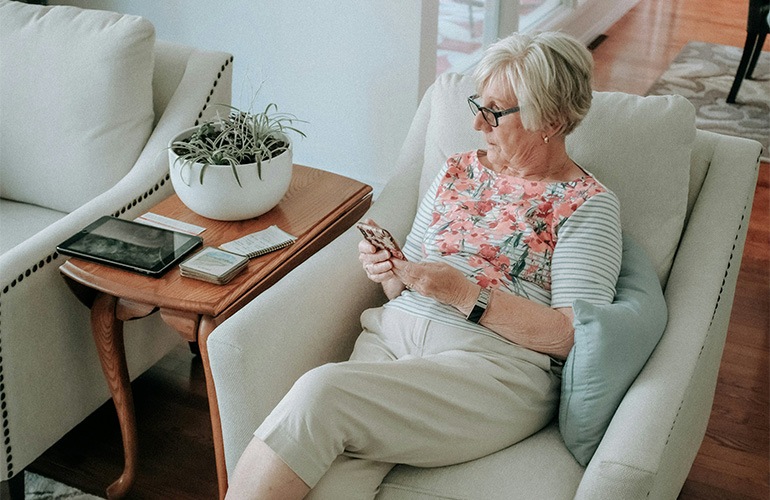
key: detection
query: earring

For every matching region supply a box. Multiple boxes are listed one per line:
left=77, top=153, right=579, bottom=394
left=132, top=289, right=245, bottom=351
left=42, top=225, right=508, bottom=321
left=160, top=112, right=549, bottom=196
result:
left=543, top=135, right=550, bottom=144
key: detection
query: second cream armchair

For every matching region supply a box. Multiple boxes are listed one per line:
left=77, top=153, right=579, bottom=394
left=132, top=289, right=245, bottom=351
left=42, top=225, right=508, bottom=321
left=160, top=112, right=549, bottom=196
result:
left=0, top=2, right=233, bottom=495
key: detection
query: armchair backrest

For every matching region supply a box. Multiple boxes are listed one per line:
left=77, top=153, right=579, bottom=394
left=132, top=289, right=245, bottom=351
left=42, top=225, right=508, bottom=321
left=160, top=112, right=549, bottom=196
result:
left=409, top=73, right=697, bottom=287
left=152, top=41, right=197, bottom=127
left=151, top=40, right=233, bottom=128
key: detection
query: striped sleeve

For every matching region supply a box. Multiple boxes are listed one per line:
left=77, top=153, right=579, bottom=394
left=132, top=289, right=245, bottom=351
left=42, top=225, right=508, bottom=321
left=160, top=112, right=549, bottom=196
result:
left=550, top=191, right=623, bottom=308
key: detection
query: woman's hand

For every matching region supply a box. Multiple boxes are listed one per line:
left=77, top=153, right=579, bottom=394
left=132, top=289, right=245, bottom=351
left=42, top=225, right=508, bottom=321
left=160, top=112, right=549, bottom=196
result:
left=358, top=219, right=406, bottom=299
left=356, top=219, right=476, bottom=313
left=358, top=238, right=396, bottom=284
left=391, top=259, right=478, bottom=313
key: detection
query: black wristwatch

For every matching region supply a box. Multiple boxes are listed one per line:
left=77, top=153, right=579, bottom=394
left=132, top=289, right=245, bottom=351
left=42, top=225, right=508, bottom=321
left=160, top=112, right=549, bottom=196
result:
left=467, top=287, right=491, bottom=324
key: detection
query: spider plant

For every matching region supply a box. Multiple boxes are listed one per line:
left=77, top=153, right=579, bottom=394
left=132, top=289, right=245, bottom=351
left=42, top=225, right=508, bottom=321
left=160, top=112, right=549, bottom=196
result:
left=170, top=103, right=306, bottom=187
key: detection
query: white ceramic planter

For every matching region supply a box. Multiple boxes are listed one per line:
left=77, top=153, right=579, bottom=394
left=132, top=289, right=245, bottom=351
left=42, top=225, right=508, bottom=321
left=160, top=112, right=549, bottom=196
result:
left=168, top=127, right=293, bottom=221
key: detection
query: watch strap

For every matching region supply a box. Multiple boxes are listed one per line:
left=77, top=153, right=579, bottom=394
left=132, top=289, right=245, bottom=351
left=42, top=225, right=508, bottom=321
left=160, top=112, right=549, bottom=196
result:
left=467, top=287, right=491, bottom=324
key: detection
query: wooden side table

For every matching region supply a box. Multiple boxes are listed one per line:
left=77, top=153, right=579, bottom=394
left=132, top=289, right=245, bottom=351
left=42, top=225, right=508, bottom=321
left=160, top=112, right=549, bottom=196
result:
left=60, top=165, right=372, bottom=499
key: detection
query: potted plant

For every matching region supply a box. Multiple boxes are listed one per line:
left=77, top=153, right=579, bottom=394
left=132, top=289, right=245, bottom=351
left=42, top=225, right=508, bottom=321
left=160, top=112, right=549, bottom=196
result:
left=168, top=102, right=306, bottom=221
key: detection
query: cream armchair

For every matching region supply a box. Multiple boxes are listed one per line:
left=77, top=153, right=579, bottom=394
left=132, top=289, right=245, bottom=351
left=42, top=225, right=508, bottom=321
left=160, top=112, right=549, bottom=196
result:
left=207, top=73, right=761, bottom=499
left=0, top=2, right=232, bottom=496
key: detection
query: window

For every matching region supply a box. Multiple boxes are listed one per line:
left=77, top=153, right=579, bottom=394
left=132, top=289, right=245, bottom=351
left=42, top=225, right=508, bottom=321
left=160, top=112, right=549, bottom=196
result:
left=519, top=0, right=563, bottom=31
left=436, top=0, right=570, bottom=75
left=436, top=0, right=487, bottom=75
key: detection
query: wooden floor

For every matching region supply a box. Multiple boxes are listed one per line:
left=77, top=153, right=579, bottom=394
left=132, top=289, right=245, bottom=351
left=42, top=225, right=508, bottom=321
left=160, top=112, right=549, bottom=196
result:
left=29, top=0, right=768, bottom=498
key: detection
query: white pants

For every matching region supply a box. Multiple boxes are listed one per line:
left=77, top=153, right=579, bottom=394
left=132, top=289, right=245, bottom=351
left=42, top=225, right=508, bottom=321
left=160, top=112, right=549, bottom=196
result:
left=255, top=307, right=560, bottom=499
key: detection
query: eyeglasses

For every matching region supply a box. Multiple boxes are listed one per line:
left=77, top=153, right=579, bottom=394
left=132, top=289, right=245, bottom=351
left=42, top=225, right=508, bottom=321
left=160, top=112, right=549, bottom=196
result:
left=467, top=94, right=520, bottom=127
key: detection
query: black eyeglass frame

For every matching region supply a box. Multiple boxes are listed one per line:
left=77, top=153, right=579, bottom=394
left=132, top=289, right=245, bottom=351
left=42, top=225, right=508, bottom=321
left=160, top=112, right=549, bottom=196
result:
left=467, top=94, right=520, bottom=127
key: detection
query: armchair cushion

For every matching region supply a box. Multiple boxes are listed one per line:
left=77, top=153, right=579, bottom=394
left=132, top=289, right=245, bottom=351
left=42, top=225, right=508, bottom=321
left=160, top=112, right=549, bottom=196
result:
left=0, top=1, right=155, bottom=212
left=0, top=199, right=65, bottom=254
left=559, top=233, right=668, bottom=466
left=418, top=74, right=695, bottom=286
left=566, top=92, right=695, bottom=286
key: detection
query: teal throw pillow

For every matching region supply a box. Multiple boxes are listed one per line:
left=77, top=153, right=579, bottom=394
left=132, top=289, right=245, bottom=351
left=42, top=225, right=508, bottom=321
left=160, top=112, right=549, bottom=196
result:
left=559, top=234, right=668, bottom=466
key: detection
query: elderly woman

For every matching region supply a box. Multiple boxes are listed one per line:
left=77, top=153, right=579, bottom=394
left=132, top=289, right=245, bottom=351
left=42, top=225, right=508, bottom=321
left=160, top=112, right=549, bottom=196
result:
left=227, top=31, right=622, bottom=499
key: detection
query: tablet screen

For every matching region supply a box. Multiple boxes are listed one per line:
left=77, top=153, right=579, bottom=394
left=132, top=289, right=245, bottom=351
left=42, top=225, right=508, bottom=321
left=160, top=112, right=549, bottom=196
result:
left=57, top=216, right=203, bottom=276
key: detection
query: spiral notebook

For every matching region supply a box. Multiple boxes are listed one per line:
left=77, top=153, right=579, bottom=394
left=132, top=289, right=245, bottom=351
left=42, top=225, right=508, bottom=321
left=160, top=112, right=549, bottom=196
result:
left=219, top=225, right=297, bottom=258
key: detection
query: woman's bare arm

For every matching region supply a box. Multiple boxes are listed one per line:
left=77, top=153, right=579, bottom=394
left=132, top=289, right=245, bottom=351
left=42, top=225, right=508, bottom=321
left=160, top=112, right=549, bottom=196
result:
left=391, top=259, right=575, bottom=360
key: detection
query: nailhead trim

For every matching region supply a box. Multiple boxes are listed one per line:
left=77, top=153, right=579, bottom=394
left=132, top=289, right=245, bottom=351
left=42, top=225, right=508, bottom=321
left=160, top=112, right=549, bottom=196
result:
left=652, top=161, right=758, bottom=497
left=0, top=52, right=233, bottom=480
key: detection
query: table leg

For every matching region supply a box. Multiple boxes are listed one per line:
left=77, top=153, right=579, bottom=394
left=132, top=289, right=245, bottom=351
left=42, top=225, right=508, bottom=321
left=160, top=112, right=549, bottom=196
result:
left=91, top=293, right=137, bottom=500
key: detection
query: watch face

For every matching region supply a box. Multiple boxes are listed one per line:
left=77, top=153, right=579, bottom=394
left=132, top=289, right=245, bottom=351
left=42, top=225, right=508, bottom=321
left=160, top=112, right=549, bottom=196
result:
left=467, top=288, right=491, bottom=324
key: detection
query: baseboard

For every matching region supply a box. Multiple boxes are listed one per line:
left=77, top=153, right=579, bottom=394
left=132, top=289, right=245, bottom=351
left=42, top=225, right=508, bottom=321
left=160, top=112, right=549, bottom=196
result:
left=531, top=0, right=641, bottom=45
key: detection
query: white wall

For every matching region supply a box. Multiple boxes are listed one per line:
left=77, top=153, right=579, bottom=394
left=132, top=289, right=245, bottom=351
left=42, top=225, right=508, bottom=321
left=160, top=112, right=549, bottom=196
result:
left=54, top=0, right=436, bottom=192
left=51, top=0, right=636, bottom=191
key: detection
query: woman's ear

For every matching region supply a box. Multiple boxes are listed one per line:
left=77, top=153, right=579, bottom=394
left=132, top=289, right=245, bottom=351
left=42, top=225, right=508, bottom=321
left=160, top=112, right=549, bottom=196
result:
left=543, top=121, right=567, bottom=139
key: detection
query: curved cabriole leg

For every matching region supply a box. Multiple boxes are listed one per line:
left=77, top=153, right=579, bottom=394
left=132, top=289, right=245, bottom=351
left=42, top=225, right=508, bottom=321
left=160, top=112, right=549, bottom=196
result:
left=91, top=293, right=137, bottom=499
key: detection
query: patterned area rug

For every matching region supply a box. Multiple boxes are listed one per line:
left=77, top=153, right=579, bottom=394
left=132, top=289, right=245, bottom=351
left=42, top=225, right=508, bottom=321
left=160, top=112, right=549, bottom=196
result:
left=647, top=41, right=769, bottom=161
left=24, top=472, right=103, bottom=500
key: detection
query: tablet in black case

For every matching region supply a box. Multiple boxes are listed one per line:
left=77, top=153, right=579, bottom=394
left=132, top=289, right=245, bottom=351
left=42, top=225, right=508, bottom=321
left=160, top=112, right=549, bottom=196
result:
left=57, top=216, right=203, bottom=277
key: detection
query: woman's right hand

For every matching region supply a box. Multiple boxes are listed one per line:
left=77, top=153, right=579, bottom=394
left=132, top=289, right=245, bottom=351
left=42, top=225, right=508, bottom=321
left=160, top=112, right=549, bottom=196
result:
left=358, top=220, right=406, bottom=299
left=358, top=236, right=396, bottom=284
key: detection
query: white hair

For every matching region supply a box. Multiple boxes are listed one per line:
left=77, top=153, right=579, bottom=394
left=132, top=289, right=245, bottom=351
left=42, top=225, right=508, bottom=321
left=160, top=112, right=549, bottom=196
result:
left=472, top=31, right=594, bottom=136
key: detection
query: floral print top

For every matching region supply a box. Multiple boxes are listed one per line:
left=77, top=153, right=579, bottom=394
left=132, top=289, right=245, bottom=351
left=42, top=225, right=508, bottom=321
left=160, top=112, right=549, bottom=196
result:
left=386, top=150, right=622, bottom=333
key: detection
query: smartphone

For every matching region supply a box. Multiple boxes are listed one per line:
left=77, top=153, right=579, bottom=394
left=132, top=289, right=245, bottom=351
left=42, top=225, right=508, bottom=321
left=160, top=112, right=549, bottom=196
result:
left=356, top=222, right=406, bottom=261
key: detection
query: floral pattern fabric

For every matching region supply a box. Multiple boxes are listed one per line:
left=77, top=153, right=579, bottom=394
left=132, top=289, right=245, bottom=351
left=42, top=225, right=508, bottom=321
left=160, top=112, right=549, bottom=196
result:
left=421, top=150, right=607, bottom=298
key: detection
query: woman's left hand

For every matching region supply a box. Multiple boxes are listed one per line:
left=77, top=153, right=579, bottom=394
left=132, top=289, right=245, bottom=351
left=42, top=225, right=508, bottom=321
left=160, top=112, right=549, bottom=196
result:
left=391, top=259, right=478, bottom=310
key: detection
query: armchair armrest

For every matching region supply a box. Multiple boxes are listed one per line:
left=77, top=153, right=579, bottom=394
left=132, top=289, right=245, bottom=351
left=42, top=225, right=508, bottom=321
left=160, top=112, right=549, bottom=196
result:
left=207, top=228, right=381, bottom=474
left=207, top=79, right=434, bottom=477
left=576, top=132, right=761, bottom=499
left=204, top=85, right=429, bottom=399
